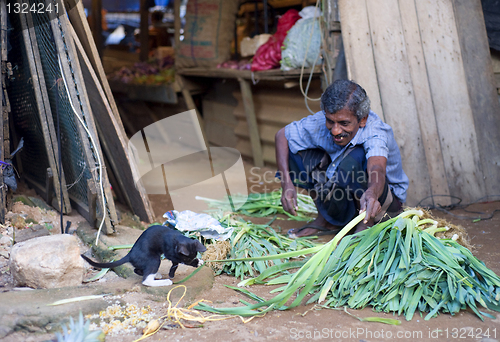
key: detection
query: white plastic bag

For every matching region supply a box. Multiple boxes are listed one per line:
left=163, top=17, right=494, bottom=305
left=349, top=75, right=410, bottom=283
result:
left=281, top=18, right=322, bottom=71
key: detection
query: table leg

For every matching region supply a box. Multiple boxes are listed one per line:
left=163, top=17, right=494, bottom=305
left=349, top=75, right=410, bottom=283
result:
left=238, top=78, right=264, bottom=167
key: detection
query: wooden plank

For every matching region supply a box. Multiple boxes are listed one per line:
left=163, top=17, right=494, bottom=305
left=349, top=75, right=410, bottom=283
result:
left=66, top=0, right=122, bottom=122
left=232, top=98, right=315, bottom=125
left=177, top=66, right=322, bottom=81
left=45, top=168, right=54, bottom=208
left=108, top=80, right=178, bottom=104
left=1, top=0, right=6, bottom=61
left=452, top=0, right=500, bottom=196
left=415, top=0, right=485, bottom=200
left=21, top=10, right=72, bottom=213
left=90, top=0, right=103, bottom=56
left=71, top=26, right=155, bottom=223
left=139, top=0, right=149, bottom=61
left=175, top=74, right=203, bottom=127
left=238, top=78, right=264, bottom=167
left=174, top=0, right=181, bottom=53
left=398, top=0, right=451, bottom=205
left=364, top=0, right=431, bottom=205
left=51, top=0, right=118, bottom=233
left=0, top=1, right=7, bottom=223
left=338, top=0, right=384, bottom=120
left=87, top=178, right=97, bottom=227
left=492, top=52, right=500, bottom=73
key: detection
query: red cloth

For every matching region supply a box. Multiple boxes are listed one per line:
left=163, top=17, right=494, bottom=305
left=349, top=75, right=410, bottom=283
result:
left=251, top=9, right=301, bottom=71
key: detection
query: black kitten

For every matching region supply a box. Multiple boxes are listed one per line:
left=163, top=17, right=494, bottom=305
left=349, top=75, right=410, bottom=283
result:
left=81, top=225, right=206, bottom=287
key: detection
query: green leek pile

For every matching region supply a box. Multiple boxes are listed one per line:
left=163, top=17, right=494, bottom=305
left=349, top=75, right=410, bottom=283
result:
left=210, top=216, right=318, bottom=279
left=198, top=210, right=500, bottom=321
left=196, top=189, right=317, bottom=221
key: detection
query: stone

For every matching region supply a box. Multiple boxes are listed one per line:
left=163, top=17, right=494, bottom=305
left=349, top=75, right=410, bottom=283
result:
left=9, top=234, right=84, bottom=289
left=14, top=224, right=50, bottom=243
left=0, top=235, right=12, bottom=246
left=0, top=250, right=9, bottom=259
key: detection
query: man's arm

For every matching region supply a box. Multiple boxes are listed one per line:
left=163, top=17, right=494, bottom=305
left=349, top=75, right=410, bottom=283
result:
left=360, top=156, right=387, bottom=223
left=275, top=128, right=297, bottom=216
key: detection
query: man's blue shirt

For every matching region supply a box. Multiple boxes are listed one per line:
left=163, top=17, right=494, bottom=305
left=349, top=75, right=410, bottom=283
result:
left=285, top=110, right=409, bottom=202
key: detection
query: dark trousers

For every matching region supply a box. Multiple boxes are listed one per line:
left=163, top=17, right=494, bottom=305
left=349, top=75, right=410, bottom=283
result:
left=283, top=147, right=399, bottom=226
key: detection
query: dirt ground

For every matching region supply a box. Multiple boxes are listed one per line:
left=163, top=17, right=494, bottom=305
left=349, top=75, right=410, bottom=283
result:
left=1, top=162, right=500, bottom=342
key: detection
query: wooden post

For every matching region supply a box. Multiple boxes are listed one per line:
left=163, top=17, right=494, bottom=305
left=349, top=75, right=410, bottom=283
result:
left=90, top=0, right=103, bottom=56
left=45, top=168, right=54, bottom=208
left=139, top=0, right=149, bottom=61
left=174, top=0, right=181, bottom=50
left=238, top=78, right=264, bottom=167
left=176, top=74, right=204, bottom=128
left=0, top=0, right=7, bottom=223
left=87, top=179, right=97, bottom=228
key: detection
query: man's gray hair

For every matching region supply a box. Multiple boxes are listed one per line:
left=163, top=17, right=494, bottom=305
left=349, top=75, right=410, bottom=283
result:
left=320, top=80, right=371, bottom=121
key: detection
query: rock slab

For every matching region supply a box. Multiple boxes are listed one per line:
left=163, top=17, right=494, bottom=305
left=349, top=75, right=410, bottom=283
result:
left=9, top=234, right=84, bottom=289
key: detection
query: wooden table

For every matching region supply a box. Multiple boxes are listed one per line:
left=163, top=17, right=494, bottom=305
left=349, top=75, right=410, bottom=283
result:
left=109, top=66, right=322, bottom=167
left=177, top=66, right=322, bottom=167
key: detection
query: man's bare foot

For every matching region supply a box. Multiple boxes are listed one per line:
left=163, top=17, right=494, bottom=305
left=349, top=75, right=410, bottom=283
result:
left=287, top=214, right=339, bottom=238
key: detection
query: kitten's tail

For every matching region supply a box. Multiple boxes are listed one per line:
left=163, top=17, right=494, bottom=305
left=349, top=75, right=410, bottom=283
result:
left=81, top=253, right=130, bottom=269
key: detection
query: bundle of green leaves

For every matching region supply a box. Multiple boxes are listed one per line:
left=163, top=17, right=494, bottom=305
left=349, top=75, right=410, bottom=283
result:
left=196, top=189, right=317, bottom=221
left=197, top=210, right=500, bottom=321
left=219, top=216, right=318, bottom=279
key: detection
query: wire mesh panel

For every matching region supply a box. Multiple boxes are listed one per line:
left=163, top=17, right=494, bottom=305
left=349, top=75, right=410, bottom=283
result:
left=7, top=0, right=117, bottom=234
left=7, top=9, right=71, bottom=214
left=8, top=12, right=49, bottom=186
left=29, top=4, right=96, bottom=217
left=40, top=0, right=117, bottom=233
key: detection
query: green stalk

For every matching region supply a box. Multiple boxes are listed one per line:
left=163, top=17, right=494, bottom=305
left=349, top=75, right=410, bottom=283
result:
left=197, top=212, right=366, bottom=316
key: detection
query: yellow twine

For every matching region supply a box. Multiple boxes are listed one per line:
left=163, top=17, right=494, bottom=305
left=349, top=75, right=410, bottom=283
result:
left=133, top=285, right=258, bottom=341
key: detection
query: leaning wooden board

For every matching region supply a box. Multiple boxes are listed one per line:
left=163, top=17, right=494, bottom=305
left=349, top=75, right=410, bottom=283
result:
left=452, top=0, right=500, bottom=197
left=50, top=1, right=118, bottom=233
left=66, top=0, right=121, bottom=121
left=364, top=0, right=431, bottom=205
left=21, top=10, right=72, bottom=213
left=70, top=25, right=155, bottom=223
left=414, top=0, right=485, bottom=201
left=338, top=0, right=384, bottom=120
left=338, top=0, right=494, bottom=205
left=0, top=1, right=6, bottom=223
left=398, top=0, right=450, bottom=204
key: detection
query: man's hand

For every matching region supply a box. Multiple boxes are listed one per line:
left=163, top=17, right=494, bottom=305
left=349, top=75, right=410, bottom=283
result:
left=359, top=188, right=381, bottom=223
left=281, top=181, right=297, bottom=216
left=360, top=156, right=387, bottom=224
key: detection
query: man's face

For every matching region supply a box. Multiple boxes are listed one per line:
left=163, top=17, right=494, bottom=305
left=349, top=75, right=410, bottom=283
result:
left=324, top=108, right=367, bottom=147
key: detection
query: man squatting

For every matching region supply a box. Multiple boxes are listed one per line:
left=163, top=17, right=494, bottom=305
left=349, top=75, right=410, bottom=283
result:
left=275, top=79, right=409, bottom=237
